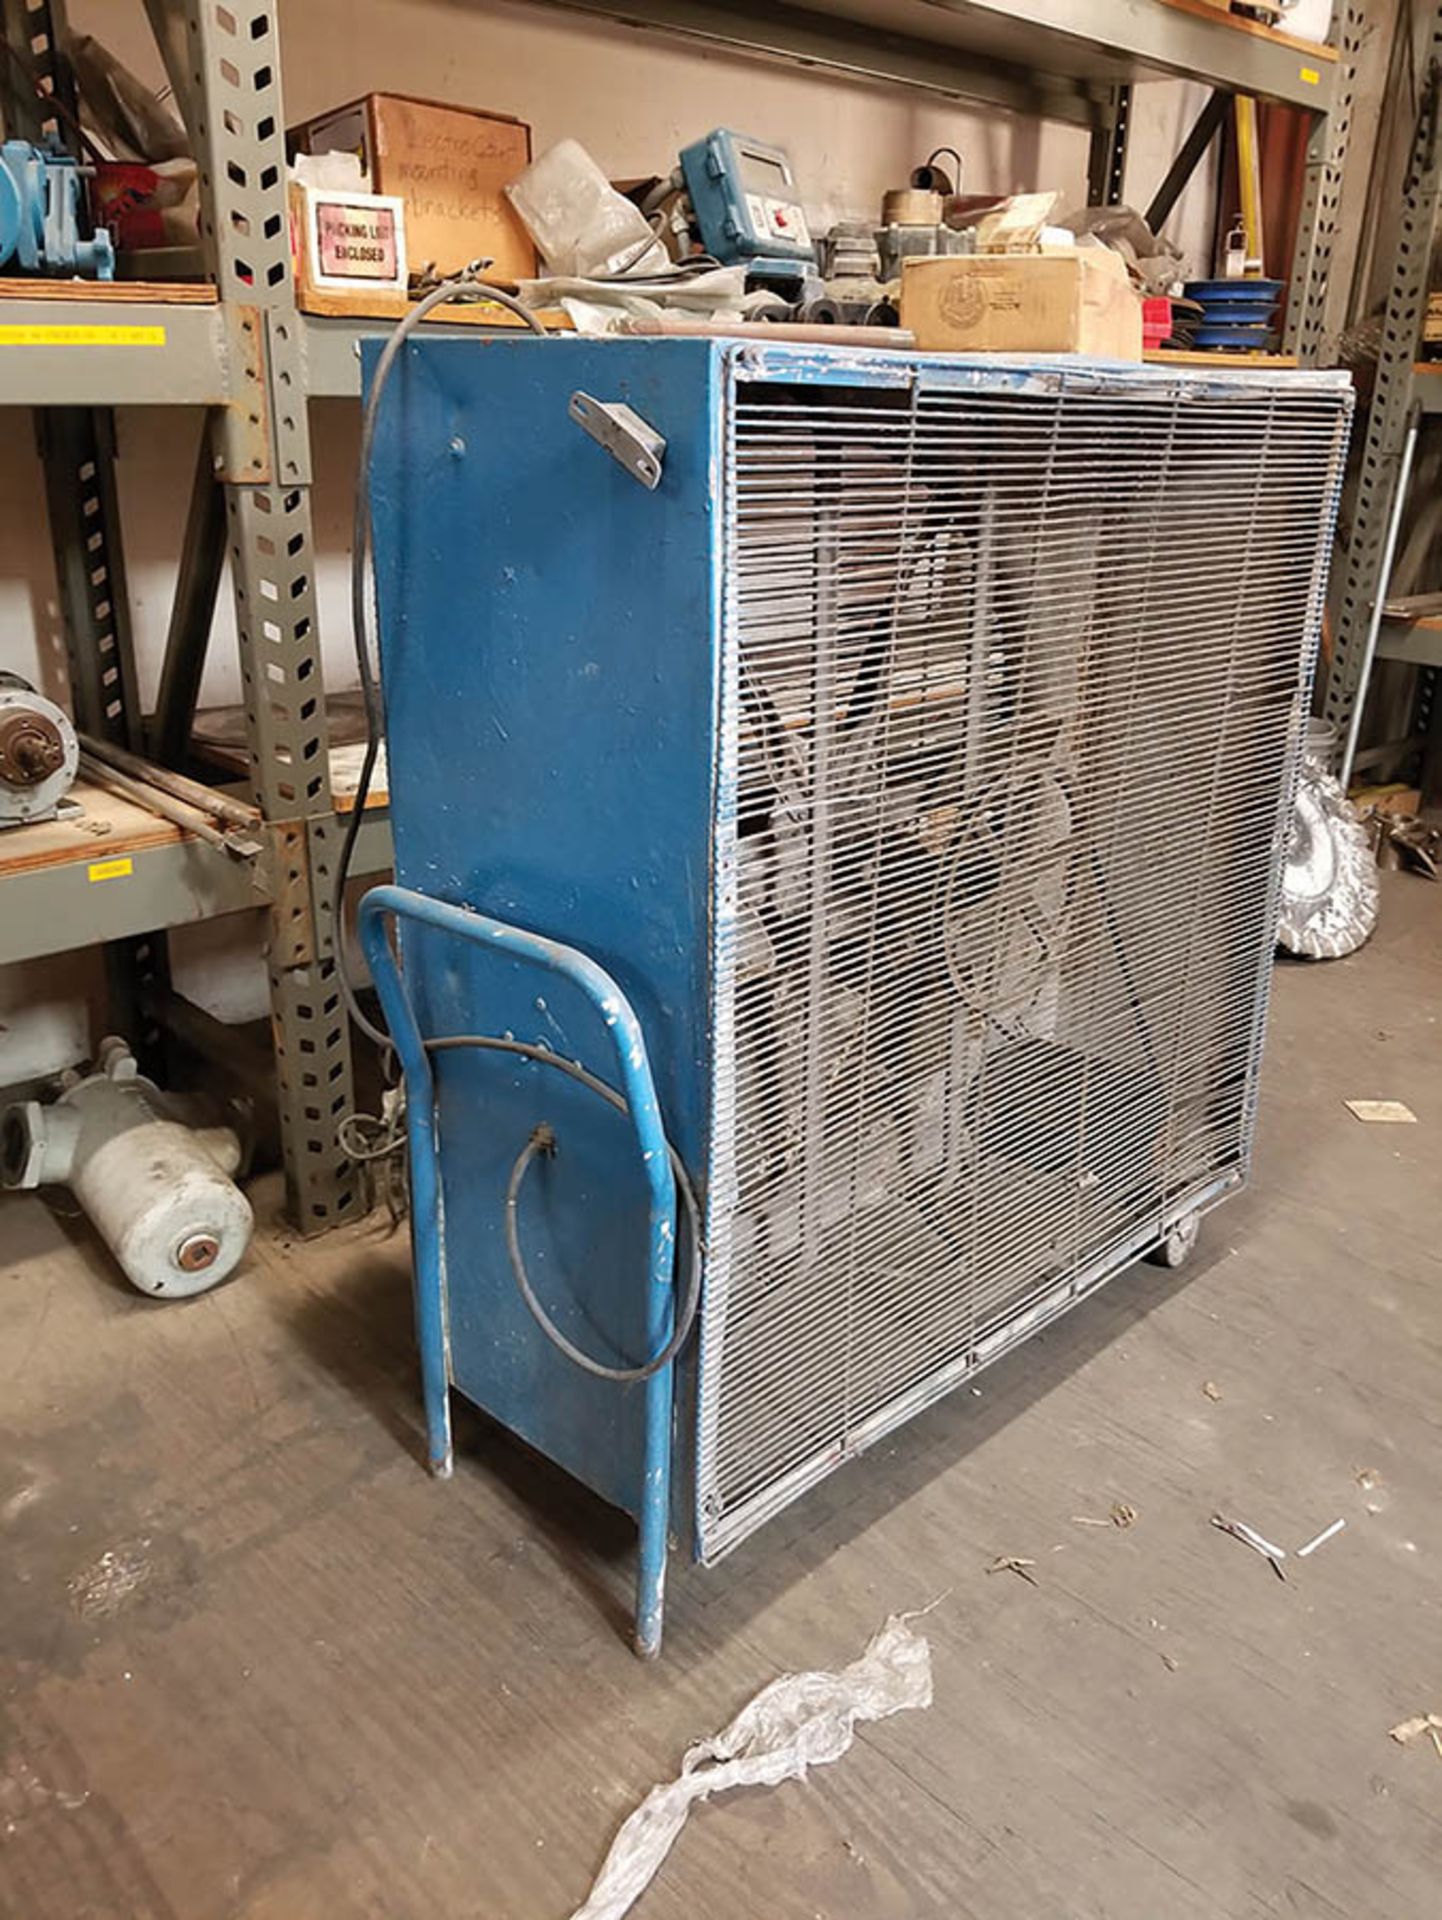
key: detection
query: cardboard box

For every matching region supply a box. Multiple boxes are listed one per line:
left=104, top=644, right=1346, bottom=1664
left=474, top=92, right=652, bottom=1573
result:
left=900, top=251, right=1143, bottom=359
left=291, top=93, right=535, bottom=281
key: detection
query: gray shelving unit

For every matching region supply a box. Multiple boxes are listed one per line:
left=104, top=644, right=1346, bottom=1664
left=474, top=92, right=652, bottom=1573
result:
left=1321, top=2, right=1442, bottom=797
left=0, top=0, right=1360, bottom=1230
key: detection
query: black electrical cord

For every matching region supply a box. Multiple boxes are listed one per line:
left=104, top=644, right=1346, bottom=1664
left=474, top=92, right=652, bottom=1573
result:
left=334, top=284, right=702, bottom=1382
left=425, top=1034, right=702, bottom=1382
left=584, top=254, right=724, bottom=284
left=922, top=146, right=964, bottom=196
left=334, top=271, right=549, bottom=1050
left=422, top=1033, right=703, bottom=1383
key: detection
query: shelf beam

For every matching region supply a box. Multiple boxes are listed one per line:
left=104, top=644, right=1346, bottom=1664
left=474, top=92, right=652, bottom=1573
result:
left=0, top=829, right=268, bottom=968
left=531, top=0, right=1339, bottom=111
left=1324, top=7, right=1442, bottom=749
left=0, top=299, right=233, bottom=406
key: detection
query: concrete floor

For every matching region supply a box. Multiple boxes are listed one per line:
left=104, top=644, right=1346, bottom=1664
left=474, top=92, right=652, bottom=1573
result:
left=3, top=873, right=1441, bottom=1920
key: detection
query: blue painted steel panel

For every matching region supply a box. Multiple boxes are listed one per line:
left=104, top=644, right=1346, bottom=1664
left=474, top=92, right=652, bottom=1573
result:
left=365, top=336, right=724, bottom=1523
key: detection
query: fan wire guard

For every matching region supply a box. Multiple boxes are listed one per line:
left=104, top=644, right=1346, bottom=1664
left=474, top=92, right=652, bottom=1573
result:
left=697, top=369, right=1349, bottom=1559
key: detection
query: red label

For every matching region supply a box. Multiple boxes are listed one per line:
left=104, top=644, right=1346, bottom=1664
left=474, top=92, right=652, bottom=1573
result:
left=316, top=201, right=398, bottom=280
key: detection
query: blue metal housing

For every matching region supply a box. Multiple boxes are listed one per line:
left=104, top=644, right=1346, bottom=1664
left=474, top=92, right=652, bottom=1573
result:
left=363, top=335, right=1351, bottom=1654
left=365, top=337, right=726, bottom=1651
left=678, top=128, right=814, bottom=264
left=0, top=140, right=114, bottom=280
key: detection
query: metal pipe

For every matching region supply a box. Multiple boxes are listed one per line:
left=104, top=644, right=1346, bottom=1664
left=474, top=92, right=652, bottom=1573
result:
left=1234, top=94, right=1265, bottom=275
left=1340, top=408, right=1421, bottom=790
left=150, top=426, right=227, bottom=769
left=78, top=751, right=246, bottom=855
left=80, top=730, right=258, bottom=828
left=1145, top=88, right=1229, bottom=234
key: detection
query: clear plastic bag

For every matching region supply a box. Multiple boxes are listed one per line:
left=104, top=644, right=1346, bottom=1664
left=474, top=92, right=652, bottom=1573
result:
left=506, top=140, right=669, bottom=280
left=568, top=1613, right=934, bottom=1920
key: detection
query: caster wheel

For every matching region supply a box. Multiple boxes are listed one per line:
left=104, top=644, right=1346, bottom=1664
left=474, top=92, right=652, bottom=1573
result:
left=1146, top=1210, right=1200, bottom=1270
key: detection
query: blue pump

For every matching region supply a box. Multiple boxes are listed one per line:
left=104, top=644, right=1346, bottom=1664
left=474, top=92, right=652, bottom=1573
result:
left=0, top=139, right=115, bottom=280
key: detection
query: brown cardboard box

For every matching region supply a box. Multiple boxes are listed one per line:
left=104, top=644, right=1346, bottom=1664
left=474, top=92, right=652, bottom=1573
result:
left=291, top=94, right=536, bottom=281
left=900, top=250, right=1143, bottom=359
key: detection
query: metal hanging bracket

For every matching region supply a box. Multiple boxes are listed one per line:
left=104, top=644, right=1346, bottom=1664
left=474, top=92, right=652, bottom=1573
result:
left=569, top=391, right=665, bottom=489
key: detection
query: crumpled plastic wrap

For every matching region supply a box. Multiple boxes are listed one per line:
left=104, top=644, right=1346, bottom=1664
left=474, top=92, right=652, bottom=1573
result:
left=568, top=1613, right=934, bottom=1920
left=506, top=139, right=670, bottom=279
left=514, top=265, right=786, bottom=336
left=1059, top=205, right=1185, bottom=295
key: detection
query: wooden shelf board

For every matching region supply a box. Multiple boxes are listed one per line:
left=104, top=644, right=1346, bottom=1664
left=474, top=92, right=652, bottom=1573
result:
left=0, top=278, right=217, bottom=305
left=1381, top=593, right=1442, bottom=621
left=1156, top=0, right=1337, bottom=62
left=1144, top=349, right=1300, bottom=367
left=0, top=781, right=184, bottom=879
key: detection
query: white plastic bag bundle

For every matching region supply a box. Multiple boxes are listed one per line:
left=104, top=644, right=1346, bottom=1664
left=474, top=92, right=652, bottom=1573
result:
left=569, top=1613, right=934, bottom=1920
left=506, top=140, right=670, bottom=279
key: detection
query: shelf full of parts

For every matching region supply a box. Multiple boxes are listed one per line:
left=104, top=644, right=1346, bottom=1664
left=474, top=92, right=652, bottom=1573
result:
left=0, top=0, right=362, bottom=1237
left=0, top=0, right=1363, bottom=1242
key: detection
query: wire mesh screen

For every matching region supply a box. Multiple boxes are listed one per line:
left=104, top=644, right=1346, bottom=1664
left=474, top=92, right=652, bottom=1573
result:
left=698, top=366, right=1349, bottom=1560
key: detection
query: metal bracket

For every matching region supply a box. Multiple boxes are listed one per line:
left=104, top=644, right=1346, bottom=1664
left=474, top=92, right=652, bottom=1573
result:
left=213, top=305, right=269, bottom=483
left=265, top=309, right=310, bottom=488
left=569, top=391, right=666, bottom=490
left=264, top=820, right=316, bottom=968
left=258, top=813, right=345, bottom=968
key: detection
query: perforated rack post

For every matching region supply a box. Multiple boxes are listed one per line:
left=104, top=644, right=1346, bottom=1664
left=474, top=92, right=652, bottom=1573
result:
left=184, top=0, right=359, bottom=1232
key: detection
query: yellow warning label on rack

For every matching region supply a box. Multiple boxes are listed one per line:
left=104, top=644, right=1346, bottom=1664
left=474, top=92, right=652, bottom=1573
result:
left=0, top=324, right=167, bottom=347
left=87, top=856, right=134, bottom=883
left=1299, top=66, right=1321, bottom=85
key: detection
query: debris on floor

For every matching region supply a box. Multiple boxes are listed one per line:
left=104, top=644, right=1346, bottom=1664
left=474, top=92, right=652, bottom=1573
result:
left=1344, top=1099, right=1418, bottom=1124
left=1362, top=793, right=1442, bottom=880
left=1069, top=1502, right=1137, bottom=1530
left=567, top=1613, right=934, bottom=1920
left=1388, top=1712, right=1442, bottom=1762
left=1296, top=1517, right=1346, bottom=1558
left=985, top=1555, right=1038, bottom=1584
left=1210, top=1512, right=1287, bottom=1580
left=1355, top=1467, right=1387, bottom=1513
left=1202, top=1380, right=1223, bottom=1402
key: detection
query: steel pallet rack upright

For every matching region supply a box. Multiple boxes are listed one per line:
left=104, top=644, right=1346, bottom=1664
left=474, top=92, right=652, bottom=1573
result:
left=0, top=0, right=359, bottom=1231
left=1321, top=1, right=1442, bottom=798
left=1, top=0, right=161, bottom=1050
left=168, top=0, right=361, bottom=1231
left=0, top=0, right=1361, bottom=1236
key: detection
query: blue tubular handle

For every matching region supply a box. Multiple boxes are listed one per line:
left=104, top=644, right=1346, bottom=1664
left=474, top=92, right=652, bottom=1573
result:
left=356, top=882, right=679, bottom=1659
